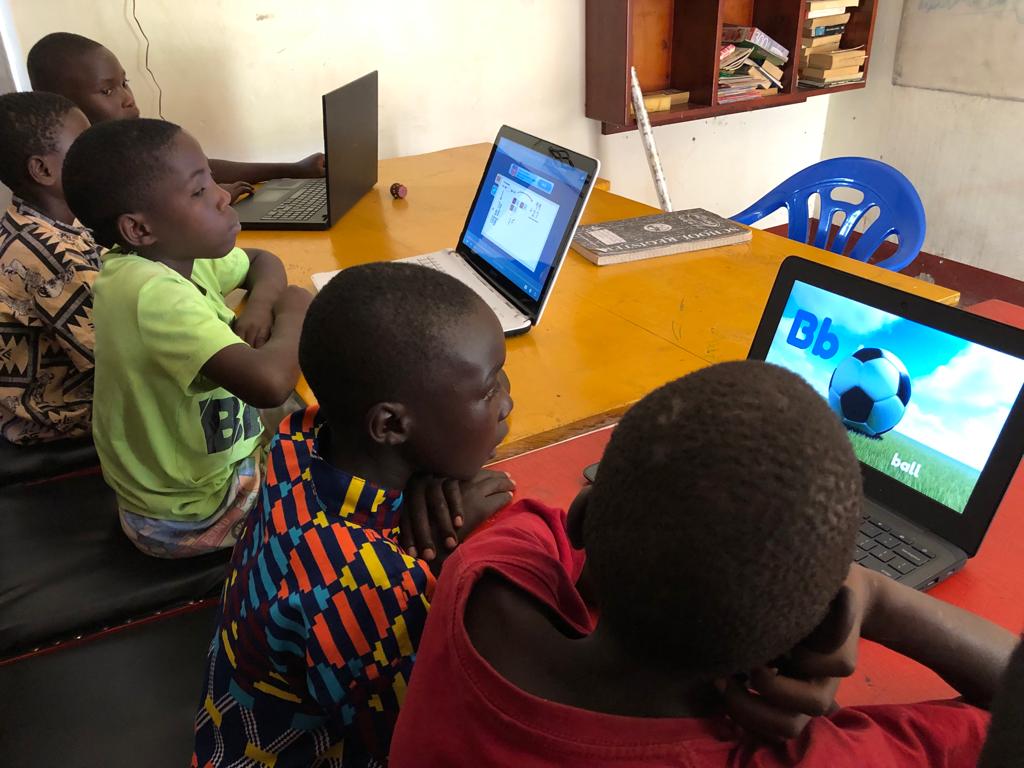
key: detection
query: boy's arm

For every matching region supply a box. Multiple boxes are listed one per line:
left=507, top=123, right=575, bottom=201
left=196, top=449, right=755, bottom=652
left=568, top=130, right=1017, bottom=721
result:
left=201, top=285, right=311, bottom=408
left=209, top=154, right=325, bottom=185
left=233, top=248, right=287, bottom=349
left=859, top=566, right=1017, bottom=708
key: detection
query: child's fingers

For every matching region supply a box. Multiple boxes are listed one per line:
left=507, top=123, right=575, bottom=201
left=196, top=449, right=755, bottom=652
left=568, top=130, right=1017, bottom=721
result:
left=442, top=478, right=464, bottom=529
left=426, top=481, right=458, bottom=551
left=721, top=677, right=809, bottom=741
left=406, top=482, right=436, bottom=560
left=748, top=667, right=839, bottom=719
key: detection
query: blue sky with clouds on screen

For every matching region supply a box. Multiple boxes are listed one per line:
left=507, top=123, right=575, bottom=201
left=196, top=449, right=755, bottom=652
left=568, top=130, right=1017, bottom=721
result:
left=764, top=282, right=1024, bottom=471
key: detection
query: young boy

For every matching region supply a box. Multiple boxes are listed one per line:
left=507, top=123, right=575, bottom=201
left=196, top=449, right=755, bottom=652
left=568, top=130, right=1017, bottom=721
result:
left=389, top=361, right=1018, bottom=767
left=28, top=32, right=324, bottom=196
left=192, top=262, right=516, bottom=767
left=62, top=117, right=312, bottom=557
left=0, top=91, right=99, bottom=443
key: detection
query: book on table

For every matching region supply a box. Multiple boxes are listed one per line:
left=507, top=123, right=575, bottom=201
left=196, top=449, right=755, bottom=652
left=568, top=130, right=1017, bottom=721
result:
left=572, top=209, right=751, bottom=266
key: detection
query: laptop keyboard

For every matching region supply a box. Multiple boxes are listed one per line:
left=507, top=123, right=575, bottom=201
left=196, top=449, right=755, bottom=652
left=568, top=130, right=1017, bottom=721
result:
left=261, top=180, right=327, bottom=221
left=854, top=512, right=937, bottom=580
left=404, top=252, right=526, bottom=330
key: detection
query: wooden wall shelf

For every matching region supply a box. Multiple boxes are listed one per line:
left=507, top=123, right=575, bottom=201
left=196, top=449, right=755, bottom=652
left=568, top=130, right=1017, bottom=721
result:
left=586, top=0, right=878, bottom=134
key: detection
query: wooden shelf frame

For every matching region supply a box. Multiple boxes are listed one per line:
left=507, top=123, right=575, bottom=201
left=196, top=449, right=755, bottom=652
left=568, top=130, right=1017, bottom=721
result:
left=586, top=0, right=878, bottom=133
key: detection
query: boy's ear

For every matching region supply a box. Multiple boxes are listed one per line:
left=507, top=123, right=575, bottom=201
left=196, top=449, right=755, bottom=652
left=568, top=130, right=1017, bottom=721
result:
left=366, top=402, right=411, bottom=447
left=566, top=486, right=592, bottom=549
left=26, top=154, right=57, bottom=187
left=117, top=212, right=157, bottom=249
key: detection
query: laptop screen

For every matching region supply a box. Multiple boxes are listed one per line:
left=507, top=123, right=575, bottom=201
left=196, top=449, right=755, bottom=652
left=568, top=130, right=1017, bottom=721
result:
left=461, top=136, right=591, bottom=301
left=763, top=280, right=1024, bottom=514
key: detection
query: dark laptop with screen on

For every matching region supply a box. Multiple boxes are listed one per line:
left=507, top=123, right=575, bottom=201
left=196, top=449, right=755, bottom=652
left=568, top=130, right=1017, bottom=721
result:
left=233, top=71, right=377, bottom=230
left=747, top=256, right=1024, bottom=589
left=312, top=125, right=599, bottom=335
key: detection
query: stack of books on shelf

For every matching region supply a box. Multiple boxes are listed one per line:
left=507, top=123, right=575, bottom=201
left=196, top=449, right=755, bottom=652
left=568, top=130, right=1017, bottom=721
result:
left=798, top=0, right=867, bottom=87
left=718, top=27, right=788, bottom=104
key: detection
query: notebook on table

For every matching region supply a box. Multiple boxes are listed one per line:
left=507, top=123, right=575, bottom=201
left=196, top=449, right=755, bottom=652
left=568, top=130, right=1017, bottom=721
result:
left=234, top=71, right=377, bottom=231
left=748, top=256, right=1024, bottom=589
left=312, top=125, right=599, bottom=335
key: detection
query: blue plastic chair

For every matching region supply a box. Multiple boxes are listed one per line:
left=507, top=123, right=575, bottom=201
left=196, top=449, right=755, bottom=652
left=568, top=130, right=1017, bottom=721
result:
left=732, top=157, right=926, bottom=272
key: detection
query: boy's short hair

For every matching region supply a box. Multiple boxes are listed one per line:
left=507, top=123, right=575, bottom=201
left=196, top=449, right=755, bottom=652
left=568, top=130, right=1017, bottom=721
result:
left=62, top=117, right=182, bottom=247
left=586, top=361, right=862, bottom=678
left=300, top=262, right=483, bottom=425
left=27, top=32, right=102, bottom=92
left=0, top=91, right=79, bottom=190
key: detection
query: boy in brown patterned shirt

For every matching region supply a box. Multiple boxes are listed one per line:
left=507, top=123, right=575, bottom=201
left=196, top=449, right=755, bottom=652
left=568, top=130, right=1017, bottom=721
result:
left=0, top=91, right=101, bottom=443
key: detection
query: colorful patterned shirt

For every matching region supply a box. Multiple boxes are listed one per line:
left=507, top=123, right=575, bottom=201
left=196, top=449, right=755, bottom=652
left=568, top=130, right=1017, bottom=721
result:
left=0, top=197, right=103, bottom=443
left=193, top=406, right=435, bottom=768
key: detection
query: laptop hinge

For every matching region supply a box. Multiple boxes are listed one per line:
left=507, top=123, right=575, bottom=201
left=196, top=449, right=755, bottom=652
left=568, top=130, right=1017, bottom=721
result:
left=457, top=246, right=535, bottom=321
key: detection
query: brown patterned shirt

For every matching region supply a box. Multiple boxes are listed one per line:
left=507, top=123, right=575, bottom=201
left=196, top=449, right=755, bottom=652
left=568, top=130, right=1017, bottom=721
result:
left=0, top=197, right=104, bottom=443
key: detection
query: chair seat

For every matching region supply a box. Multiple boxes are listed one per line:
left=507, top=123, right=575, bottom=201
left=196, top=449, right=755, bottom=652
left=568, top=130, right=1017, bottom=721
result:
left=0, top=602, right=218, bottom=768
left=0, top=472, right=230, bottom=657
left=0, top=434, right=99, bottom=487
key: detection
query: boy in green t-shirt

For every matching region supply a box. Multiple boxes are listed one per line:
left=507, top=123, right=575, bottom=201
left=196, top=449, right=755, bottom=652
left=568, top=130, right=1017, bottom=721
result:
left=62, top=118, right=312, bottom=558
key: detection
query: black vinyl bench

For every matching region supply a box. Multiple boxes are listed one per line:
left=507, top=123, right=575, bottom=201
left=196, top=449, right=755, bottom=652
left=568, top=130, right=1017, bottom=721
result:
left=0, top=435, right=99, bottom=487
left=0, top=470, right=230, bottom=658
left=0, top=601, right=218, bottom=768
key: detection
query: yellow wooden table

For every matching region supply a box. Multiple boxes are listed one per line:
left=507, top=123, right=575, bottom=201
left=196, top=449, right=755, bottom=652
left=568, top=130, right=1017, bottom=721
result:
left=238, top=143, right=959, bottom=457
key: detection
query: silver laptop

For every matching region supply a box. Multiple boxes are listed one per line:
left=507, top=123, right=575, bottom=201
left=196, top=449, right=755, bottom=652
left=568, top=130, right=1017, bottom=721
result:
left=748, top=256, right=1024, bottom=590
left=313, top=126, right=599, bottom=335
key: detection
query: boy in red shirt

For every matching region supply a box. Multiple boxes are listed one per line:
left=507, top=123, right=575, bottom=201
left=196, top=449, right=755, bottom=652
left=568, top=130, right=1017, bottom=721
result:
left=390, top=361, right=1017, bottom=768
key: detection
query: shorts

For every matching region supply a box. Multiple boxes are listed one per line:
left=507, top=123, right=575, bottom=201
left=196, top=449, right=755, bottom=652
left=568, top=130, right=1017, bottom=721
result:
left=119, top=448, right=263, bottom=559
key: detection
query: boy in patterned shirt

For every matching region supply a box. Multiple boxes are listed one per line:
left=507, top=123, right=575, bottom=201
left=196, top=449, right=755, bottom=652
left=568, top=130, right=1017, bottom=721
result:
left=192, top=263, right=515, bottom=767
left=0, top=91, right=99, bottom=443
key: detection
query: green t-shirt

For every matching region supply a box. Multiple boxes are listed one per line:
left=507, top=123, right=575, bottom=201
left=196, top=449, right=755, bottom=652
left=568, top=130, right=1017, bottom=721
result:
left=92, top=247, right=264, bottom=522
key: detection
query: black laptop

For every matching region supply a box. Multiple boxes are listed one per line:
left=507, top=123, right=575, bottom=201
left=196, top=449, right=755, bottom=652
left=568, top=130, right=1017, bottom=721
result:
left=747, top=256, right=1024, bottom=589
left=233, top=71, right=377, bottom=230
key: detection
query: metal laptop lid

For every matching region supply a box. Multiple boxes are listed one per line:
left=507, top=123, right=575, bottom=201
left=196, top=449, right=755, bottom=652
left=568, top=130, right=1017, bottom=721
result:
left=748, top=256, right=1024, bottom=556
left=451, top=126, right=599, bottom=326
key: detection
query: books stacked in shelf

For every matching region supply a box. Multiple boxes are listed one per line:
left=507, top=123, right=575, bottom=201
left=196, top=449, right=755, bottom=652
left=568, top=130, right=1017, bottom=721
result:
left=798, top=0, right=867, bottom=87
left=718, top=27, right=788, bottom=105
left=630, top=89, right=691, bottom=116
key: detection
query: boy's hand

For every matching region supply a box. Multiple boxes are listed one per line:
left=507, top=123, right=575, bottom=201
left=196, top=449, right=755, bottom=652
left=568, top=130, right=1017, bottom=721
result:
left=399, top=470, right=514, bottom=562
left=295, top=152, right=326, bottom=178
left=234, top=299, right=275, bottom=348
left=721, top=565, right=871, bottom=741
left=221, top=181, right=255, bottom=204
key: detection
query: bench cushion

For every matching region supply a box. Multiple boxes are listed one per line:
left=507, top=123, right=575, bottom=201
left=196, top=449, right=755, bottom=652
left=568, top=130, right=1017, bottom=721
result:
left=0, top=435, right=99, bottom=487
left=0, top=602, right=217, bottom=767
left=0, top=471, right=229, bottom=657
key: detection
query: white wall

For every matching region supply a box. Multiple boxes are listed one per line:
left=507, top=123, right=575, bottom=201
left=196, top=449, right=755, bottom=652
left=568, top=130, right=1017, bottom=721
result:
left=5, top=0, right=826, bottom=225
left=821, top=0, right=1024, bottom=280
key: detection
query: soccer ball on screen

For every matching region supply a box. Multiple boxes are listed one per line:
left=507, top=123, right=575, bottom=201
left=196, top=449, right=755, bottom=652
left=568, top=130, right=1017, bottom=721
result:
left=828, top=348, right=912, bottom=437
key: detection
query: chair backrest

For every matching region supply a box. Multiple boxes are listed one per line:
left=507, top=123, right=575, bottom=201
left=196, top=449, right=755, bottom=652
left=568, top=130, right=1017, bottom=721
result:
left=732, top=157, right=926, bottom=272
